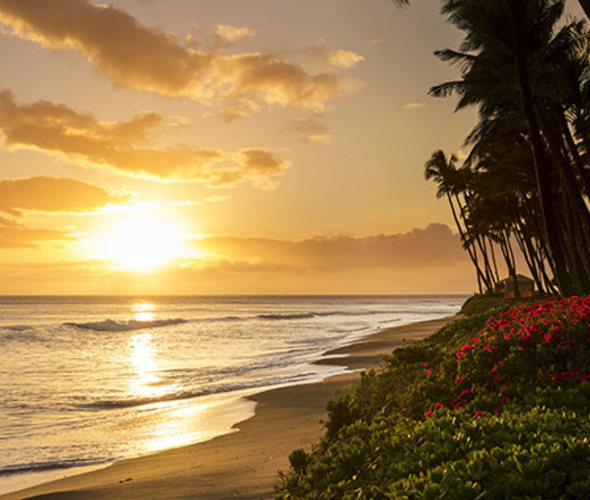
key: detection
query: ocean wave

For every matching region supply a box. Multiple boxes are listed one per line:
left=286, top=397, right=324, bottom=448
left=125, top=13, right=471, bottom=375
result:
left=82, top=390, right=203, bottom=409
left=255, top=310, right=393, bottom=321
left=1, top=325, right=33, bottom=331
left=64, top=318, right=187, bottom=332
left=0, top=457, right=109, bottom=476
left=83, top=370, right=322, bottom=410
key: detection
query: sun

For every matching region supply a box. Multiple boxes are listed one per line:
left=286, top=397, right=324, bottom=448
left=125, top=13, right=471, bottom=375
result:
left=89, top=212, right=190, bottom=271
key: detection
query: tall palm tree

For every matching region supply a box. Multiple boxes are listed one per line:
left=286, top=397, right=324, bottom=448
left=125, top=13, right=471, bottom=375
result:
left=424, top=151, right=492, bottom=292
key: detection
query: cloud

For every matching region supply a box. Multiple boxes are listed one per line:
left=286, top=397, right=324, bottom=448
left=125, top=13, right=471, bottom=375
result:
left=327, top=50, right=365, bottom=69
left=283, top=43, right=365, bottom=72
left=197, top=223, right=466, bottom=271
left=219, top=98, right=259, bottom=122
left=214, top=24, right=256, bottom=42
left=288, top=117, right=328, bottom=134
left=0, top=90, right=290, bottom=185
left=0, top=217, right=68, bottom=248
left=0, top=176, right=129, bottom=217
left=402, top=102, right=425, bottom=111
left=286, top=117, right=332, bottom=144
left=0, top=0, right=357, bottom=114
left=304, top=134, right=332, bottom=145
left=168, top=115, right=192, bottom=128
left=0, top=224, right=475, bottom=293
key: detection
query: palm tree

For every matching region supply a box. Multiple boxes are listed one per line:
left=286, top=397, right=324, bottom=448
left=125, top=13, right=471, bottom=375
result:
left=431, top=0, right=590, bottom=295
left=424, top=151, right=492, bottom=292
left=392, top=0, right=590, bottom=21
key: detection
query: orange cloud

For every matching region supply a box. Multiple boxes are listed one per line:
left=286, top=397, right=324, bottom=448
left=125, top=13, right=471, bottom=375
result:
left=0, top=217, right=68, bottom=248
left=0, top=0, right=356, bottom=114
left=0, top=224, right=474, bottom=293
left=304, top=134, right=333, bottom=145
left=198, top=224, right=466, bottom=270
left=214, top=24, right=256, bottom=42
left=286, top=117, right=332, bottom=144
left=0, top=90, right=290, bottom=185
left=0, top=176, right=129, bottom=217
left=402, top=102, right=425, bottom=111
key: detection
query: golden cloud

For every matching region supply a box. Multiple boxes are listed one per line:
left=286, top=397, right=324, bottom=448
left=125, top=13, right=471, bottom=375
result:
left=402, top=102, right=425, bottom=111
left=0, top=0, right=356, bottom=114
left=0, top=224, right=474, bottom=293
left=0, top=176, right=129, bottom=217
left=0, top=90, right=290, bottom=184
left=305, top=134, right=333, bottom=145
left=0, top=217, right=68, bottom=248
left=288, top=117, right=328, bottom=134
left=197, top=224, right=466, bottom=271
left=327, top=50, right=365, bottom=69
left=214, top=24, right=256, bottom=42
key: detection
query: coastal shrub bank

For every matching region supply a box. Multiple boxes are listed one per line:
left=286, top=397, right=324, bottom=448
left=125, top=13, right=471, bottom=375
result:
left=277, top=296, right=590, bottom=498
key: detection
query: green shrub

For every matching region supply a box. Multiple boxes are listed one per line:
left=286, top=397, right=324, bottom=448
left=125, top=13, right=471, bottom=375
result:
left=460, top=294, right=505, bottom=316
left=277, top=297, right=590, bottom=499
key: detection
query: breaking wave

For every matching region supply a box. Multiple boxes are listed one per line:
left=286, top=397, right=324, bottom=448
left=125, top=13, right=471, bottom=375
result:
left=64, top=318, right=187, bottom=332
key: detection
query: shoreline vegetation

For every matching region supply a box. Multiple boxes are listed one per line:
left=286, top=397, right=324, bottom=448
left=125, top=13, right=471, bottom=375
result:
left=277, top=295, right=590, bottom=498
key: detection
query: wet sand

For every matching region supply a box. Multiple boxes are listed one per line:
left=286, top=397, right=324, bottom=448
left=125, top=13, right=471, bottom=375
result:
left=3, top=315, right=456, bottom=500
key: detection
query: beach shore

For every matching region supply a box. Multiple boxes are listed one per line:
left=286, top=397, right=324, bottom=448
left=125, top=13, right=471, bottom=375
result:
left=2, top=315, right=456, bottom=500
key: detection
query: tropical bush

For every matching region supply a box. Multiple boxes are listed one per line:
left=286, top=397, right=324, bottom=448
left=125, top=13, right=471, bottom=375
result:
left=277, top=296, right=590, bottom=499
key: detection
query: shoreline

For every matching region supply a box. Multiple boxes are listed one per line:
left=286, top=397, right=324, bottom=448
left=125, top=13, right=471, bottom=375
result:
left=2, top=315, right=457, bottom=500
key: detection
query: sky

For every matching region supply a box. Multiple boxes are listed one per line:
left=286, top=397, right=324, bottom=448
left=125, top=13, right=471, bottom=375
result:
left=1, top=0, right=573, bottom=295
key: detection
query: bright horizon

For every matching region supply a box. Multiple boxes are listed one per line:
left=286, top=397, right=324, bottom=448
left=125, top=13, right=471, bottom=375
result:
left=2, top=0, right=579, bottom=295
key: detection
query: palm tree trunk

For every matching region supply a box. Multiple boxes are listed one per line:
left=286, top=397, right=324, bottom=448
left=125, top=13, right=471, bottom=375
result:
left=445, top=192, right=488, bottom=292
left=506, top=0, right=576, bottom=296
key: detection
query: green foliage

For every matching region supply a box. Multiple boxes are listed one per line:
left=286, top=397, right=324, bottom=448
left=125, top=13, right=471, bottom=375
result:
left=289, top=449, right=312, bottom=475
left=276, top=298, right=590, bottom=499
left=460, top=294, right=505, bottom=316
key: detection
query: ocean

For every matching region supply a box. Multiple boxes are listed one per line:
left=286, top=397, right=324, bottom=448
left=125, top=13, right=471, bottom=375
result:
left=0, top=295, right=465, bottom=494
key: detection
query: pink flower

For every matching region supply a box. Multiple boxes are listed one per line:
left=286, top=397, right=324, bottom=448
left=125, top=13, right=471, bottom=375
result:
left=474, top=411, right=483, bottom=418
left=424, top=411, right=433, bottom=418
left=452, top=399, right=467, bottom=410
left=458, top=389, right=473, bottom=399
left=434, top=403, right=444, bottom=410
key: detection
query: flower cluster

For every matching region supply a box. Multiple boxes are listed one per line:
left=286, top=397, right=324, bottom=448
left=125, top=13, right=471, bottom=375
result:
left=425, top=296, right=590, bottom=419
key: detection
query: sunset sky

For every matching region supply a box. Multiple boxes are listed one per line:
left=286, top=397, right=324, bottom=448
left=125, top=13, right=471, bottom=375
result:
left=1, top=0, right=565, bottom=295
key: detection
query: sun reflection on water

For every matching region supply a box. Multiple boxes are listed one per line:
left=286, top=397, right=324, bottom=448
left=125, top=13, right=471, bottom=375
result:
left=143, top=404, right=209, bottom=452
left=132, top=302, right=155, bottom=322
left=128, top=332, right=167, bottom=398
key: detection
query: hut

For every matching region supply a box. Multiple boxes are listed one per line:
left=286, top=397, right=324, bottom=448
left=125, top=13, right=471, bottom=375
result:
left=496, top=274, right=535, bottom=298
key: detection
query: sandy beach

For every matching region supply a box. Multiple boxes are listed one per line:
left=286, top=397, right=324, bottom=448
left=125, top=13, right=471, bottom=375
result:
left=2, top=316, right=455, bottom=500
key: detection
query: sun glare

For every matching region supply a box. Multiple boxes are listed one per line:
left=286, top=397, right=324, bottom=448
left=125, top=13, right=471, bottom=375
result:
left=91, top=213, right=190, bottom=271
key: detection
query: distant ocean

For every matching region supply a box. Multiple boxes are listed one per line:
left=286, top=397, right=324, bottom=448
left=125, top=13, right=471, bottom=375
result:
left=0, top=295, right=465, bottom=494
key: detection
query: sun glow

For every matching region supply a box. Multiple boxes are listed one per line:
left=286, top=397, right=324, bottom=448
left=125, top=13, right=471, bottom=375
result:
left=90, top=212, right=190, bottom=271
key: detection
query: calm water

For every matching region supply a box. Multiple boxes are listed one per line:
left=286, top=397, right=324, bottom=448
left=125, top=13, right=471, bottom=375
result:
left=0, top=295, right=465, bottom=493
